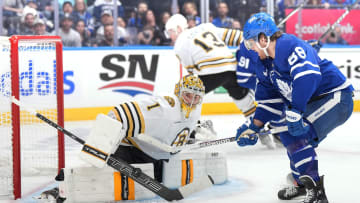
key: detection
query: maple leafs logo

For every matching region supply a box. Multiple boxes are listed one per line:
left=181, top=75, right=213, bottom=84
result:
left=276, top=79, right=292, bottom=102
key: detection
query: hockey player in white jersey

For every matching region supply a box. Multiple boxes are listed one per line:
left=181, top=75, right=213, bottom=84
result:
left=166, top=14, right=256, bottom=119
left=108, top=74, right=205, bottom=182
left=39, top=75, right=221, bottom=202
left=165, top=14, right=276, bottom=148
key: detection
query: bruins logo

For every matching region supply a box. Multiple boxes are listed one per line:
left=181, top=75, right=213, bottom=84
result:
left=163, top=96, right=175, bottom=107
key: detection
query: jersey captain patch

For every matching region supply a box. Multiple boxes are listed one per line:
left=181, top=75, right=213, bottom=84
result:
left=164, top=96, right=175, bottom=107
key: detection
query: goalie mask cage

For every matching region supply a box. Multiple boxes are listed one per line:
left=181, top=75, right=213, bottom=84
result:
left=0, top=35, right=64, bottom=199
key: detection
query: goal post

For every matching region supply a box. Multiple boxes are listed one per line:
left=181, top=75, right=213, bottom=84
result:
left=0, top=35, right=64, bottom=199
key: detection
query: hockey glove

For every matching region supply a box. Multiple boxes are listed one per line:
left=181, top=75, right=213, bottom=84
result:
left=236, top=120, right=261, bottom=147
left=285, top=107, right=309, bottom=136
left=307, top=39, right=323, bottom=53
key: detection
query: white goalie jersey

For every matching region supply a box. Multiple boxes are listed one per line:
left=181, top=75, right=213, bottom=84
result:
left=108, top=95, right=201, bottom=160
left=174, top=23, right=243, bottom=75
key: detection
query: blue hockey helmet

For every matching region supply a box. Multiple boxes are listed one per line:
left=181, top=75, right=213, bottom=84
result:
left=243, top=13, right=279, bottom=40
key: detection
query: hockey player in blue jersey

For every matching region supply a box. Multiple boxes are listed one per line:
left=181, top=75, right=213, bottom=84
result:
left=235, top=13, right=354, bottom=203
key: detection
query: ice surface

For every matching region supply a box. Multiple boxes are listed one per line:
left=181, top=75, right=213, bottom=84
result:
left=1, top=113, right=359, bottom=203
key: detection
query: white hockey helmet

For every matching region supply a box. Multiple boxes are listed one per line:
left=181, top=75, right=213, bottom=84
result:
left=165, top=14, right=188, bottom=36
left=174, top=75, right=205, bottom=118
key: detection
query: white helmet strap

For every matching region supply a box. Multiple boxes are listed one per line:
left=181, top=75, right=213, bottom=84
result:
left=255, top=36, right=270, bottom=57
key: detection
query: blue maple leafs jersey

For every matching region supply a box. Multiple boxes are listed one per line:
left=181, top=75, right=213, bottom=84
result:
left=253, top=33, right=353, bottom=124
left=235, top=41, right=258, bottom=90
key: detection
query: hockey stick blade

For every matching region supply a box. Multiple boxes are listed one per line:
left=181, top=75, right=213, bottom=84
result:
left=11, top=97, right=214, bottom=201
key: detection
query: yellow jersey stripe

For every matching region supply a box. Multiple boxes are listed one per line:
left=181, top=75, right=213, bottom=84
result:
left=128, top=178, right=135, bottom=200
left=236, top=31, right=243, bottom=46
left=114, top=172, right=122, bottom=200
left=244, top=106, right=256, bottom=117
left=181, top=160, right=187, bottom=186
left=181, top=160, right=194, bottom=186
left=229, top=30, right=236, bottom=46
left=131, top=102, right=145, bottom=134
left=112, top=107, right=122, bottom=122
left=222, top=28, right=229, bottom=42
left=121, top=103, right=134, bottom=138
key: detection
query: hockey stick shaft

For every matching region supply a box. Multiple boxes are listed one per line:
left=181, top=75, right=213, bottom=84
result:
left=277, top=0, right=307, bottom=27
left=11, top=97, right=213, bottom=201
left=181, top=125, right=288, bottom=151
left=317, top=0, right=360, bottom=42
left=138, top=125, right=288, bottom=153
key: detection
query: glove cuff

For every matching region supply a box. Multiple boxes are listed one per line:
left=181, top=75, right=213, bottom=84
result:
left=249, top=122, right=261, bottom=133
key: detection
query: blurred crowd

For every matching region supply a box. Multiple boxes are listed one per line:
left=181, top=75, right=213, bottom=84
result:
left=2, top=0, right=358, bottom=47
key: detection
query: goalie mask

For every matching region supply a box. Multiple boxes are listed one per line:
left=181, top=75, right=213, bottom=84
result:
left=174, top=75, right=205, bottom=119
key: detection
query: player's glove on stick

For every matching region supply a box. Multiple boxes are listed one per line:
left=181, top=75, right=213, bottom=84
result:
left=236, top=119, right=261, bottom=146
left=285, top=107, right=309, bottom=136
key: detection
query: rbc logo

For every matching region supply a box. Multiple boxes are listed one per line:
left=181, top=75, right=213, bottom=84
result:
left=0, top=59, right=57, bottom=97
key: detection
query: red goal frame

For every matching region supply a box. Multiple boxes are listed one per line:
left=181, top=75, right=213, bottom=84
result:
left=9, top=35, right=65, bottom=199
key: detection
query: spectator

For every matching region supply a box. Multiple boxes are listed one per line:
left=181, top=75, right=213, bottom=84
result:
left=325, top=25, right=348, bottom=45
left=142, top=9, right=162, bottom=45
left=95, top=9, right=114, bottom=40
left=93, top=0, right=124, bottom=23
left=116, top=17, right=129, bottom=44
left=186, top=15, right=197, bottom=28
left=55, top=13, right=81, bottom=47
left=75, top=19, right=91, bottom=46
left=182, top=1, right=201, bottom=25
left=227, top=0, right=262, bottom=26
left=3, top=0, right=24, bottom=17
left=322, top=0, right=353, bottom=8
left=98, top=24, right=115, bottom=46
left=37, top=0, right=54, bottom=21
left=95, top=10, right=126, bottom=45
left=72, top=0, right=94, bottom=33
left=158, top=11, right=172, bottom=45
left=59, top=0, right=75, bottom=8
left=307, top=0, right=322, bottom=6
left=62, top=1, right=74, bottom=15
left=33, top=18, right=49, bottom=35
left=127, top=1, right=148, bottom=30
left=232, top=19, right=241, bottom=29
left=137, top=25, right=155, bottom=45
left=212, top=2, right=233, bottom=28
left=3, top=0, right=24, bottom=35
left=19, top=7, right=37, bottom=35
left=60, top=1, right=77, bottom=28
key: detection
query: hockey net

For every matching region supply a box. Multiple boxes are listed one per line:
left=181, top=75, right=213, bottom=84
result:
left=0, top=36, right=64, bottom=199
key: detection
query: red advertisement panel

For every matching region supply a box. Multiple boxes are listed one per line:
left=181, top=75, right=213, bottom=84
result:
left=285, top=9, right=360, bottom=45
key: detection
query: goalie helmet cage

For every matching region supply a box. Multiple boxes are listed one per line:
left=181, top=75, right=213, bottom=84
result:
left=0, top=35, right=64, bottom=199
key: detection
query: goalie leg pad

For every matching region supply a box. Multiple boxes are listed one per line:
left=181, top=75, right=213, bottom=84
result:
left=79, top=114, right=125, bottom=168
left=162, top=151, right=227, bottom=188
left=60, top=164, right=156, bottom=202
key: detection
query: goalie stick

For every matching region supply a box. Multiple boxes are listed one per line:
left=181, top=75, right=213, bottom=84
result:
left=137, top=125, right=288, bottom=153
left=11, top=97, right=214, bottom=201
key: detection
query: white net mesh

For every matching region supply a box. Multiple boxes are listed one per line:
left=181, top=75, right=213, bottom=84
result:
left=0, top=37, right=61, bottom=198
